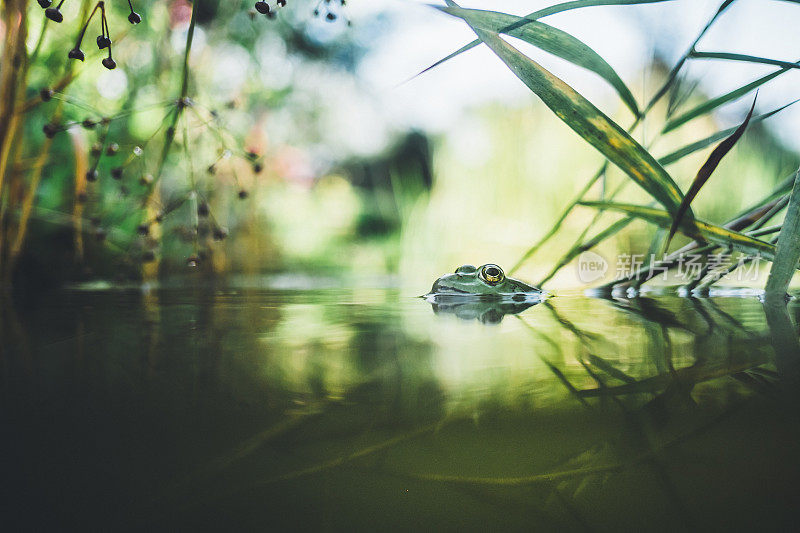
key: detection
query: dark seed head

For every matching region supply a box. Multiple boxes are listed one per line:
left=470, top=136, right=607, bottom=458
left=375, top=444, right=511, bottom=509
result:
left=197, top=202, right=210, bottom=217
left=207, top=164, right=216, bottom=175
left=45, top=8, right=63, bottom=23
left=111, top=167, right=123, bottom=180
left=42, top=123, right=59, bottom=138
left=213, top=228, right=228, bottom=241
left=254, top=1, right=270, bottom=14
left=238, top=189, right=249, bottom=199
left=96, top=35, right=111, bottom=49
left=253, top=163, right=263, bottom=174
left=102, top=57, right=117, bottom=70
left=82, top=118, right=97, bottom=129
left=106, top=143, right=119, bottom=156
left=277, top=0, right=286, bottom=6
left=86, top=169, right=98, bottom=182
left=326, top=12, right=337, bottom=21
left=137, top=224, right=150, bottom=236
left=39, top=87, right=53, bottom=102
left=37, top=0, right=52, bottom=8
left=246, top=150, right=259, bottom=161
left=91, top=143, right=102, bottom=157
left=68, top=48, right=85, bottom=61
left=128, top=11, right=142, bottom=24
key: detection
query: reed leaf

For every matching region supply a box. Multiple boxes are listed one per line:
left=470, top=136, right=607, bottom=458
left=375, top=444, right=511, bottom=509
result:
left=419, top=0, right=675, bottom=78
left=765, top=169, right=800, bottom=296
left=658, top=99, right=799, bottom=166
left=665, top=96, right=757, bottom=247
left=444, top=14, right=688, bottom=218
left=437, top=6, right=640, bottom=116
left=579, top=201, right=778, bottom=259
left=663, top=64, right=794, bottom=133
left=690, top=51, right=800, bottom=70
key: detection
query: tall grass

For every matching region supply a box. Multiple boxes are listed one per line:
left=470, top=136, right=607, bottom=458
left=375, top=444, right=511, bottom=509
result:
left=431, top=0, right=800, bottom=296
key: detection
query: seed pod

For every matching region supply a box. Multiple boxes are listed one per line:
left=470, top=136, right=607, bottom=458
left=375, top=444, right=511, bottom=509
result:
left=212, top=228, right=228, bottom=241
left=39, top=88, right=53, bottom=102
left=86, top=169, right=98, bottom=182
left=128, top=11, right=142, bottom=24
left=82, top=118, right=97, bottom=129
left=91, top=143, right=103, bottom=157
left=102, top=57, right=117, bottom=70
left=42, top=123, right=59, bottom=138
left=68, top=48, right=85, bottom=61
left=96, top=35, right=111, bottom=50
left=37, top=0, right=52, bottom=8
left=207, top=164, right=216, bottom=175
left=137, top=224, right=150, bottom=236
left=253, top=163, right=263, bottom=174
left=111, top=167, right=124, bottom=180
left=238, top=189, right=249, bottom=199
left=45, top=8, right=63, bottom=23
left=106, top=143, right=119, bottom=156
left=254, top=1, right=270, bottom=14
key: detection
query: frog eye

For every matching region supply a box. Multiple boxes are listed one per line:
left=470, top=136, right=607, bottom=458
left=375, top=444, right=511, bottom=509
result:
left=455, top=264, right=477, bottom=275
left=479, top=264, right=505, bottom=285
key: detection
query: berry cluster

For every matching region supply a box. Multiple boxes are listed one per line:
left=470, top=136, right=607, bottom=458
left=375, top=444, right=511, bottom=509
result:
left=36, top=0, right=142, bottom=70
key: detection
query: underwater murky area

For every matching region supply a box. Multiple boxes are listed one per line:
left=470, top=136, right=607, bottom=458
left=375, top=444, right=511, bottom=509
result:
left=2, top=285, right=800, bottom=531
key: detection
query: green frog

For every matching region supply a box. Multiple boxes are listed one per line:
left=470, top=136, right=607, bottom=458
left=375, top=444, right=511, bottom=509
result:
left=424, top=264, right=543, bottom=301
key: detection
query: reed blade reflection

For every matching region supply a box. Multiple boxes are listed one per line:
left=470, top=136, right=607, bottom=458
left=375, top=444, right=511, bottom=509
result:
left=1, top=286, right=799, bottom=530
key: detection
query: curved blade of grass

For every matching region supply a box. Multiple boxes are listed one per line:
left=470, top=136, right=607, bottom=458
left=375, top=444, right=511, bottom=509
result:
left=658, top=98, right=799, bottom=166
left=663, top=63, right=795, bottom=133
left=437, top=6, right=640, bottom=116
left=690, top=51, right=800, bottom=70
left=665, top=96, right=757, bottom=247
left=417, top=0, right=675, bottom=78
left=765, top=168, right=800, bottom=297
left=579, top=201, right=778, bottom=259
left=447, top=18, right=687, bottom=218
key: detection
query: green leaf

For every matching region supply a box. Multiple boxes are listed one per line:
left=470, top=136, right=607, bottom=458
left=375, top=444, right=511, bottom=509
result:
left=418, top=0, right=676, bottom=78
left=658, top=99, right=799, bottom=166
left=690, top=51, right=800, bottom=70
left=663, top=65, right=794, bottom=133
left=445, top=16, right=687, bottom=218
left=666, top=96, right=757, bottom=246
left=579, top=201, right=778, bottom=259
left=765, top=169, right=800, bottom=296
left=436, top=6, right=640, bottom=116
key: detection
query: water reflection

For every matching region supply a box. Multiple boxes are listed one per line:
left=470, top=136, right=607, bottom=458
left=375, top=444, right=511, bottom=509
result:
left=2, top=287, right=799, bottom=530
left=425, top=294, right=541, bottom=324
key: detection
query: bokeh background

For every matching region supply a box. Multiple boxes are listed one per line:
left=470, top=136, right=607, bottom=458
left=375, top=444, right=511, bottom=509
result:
left=11, top=0, right=800, bottom=289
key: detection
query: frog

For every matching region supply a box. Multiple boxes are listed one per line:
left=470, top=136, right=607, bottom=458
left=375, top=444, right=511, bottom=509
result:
left=424, top=264, right=543, bottom=301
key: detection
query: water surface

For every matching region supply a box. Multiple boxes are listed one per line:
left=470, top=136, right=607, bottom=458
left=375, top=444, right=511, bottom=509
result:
left=2, top=285, right=800, bottom=530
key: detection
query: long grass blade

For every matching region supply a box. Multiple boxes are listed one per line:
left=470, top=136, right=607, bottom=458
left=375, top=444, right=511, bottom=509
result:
left=690, top=51, right=800, bottom=70
left=445, top=15, right=687, bottom=218
left=437, top=6, right=640, bottom=116
left=416, top=0, right=675, bottom=78
left=658, top=99, right=799, bottom=166
left=663, top=64, right=794, bottom=133
left=665, top=96, right=757, bottom=247
left=765, top=168, right=800, bottom=297
left=579, top=201, right=778, bottom=259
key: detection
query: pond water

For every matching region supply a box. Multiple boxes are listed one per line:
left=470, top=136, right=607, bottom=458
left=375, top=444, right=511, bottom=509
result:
left=2, top=284, right=800, bottom=530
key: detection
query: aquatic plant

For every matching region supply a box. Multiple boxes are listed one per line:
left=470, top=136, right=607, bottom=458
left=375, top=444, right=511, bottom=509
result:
left=428, top=0, right=800, bottom=297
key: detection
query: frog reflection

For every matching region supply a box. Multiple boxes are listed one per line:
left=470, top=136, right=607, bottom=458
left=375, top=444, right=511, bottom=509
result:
left=423, top=264, right=544, bottom=323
